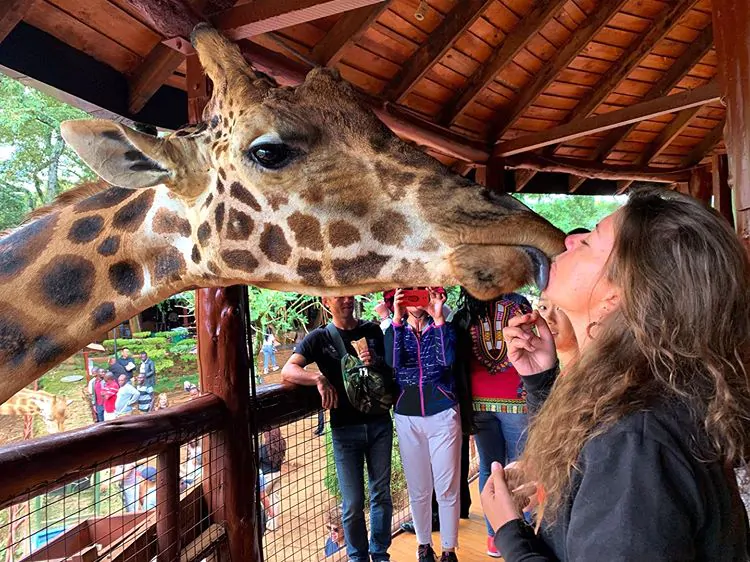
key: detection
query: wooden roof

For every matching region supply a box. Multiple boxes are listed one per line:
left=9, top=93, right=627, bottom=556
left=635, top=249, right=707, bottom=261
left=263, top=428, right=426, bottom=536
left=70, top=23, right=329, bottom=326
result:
left=0, top=0, right=726, bottom=195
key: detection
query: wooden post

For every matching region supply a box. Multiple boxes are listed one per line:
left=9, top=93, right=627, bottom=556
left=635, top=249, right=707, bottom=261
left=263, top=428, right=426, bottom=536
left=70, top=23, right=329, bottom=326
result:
left=196, top=287, right=259, bottom=562
left=712, top=154, right=734, bottom=227
left=712, top=0, right=750, bottom=252
left=688, top=166, right=712, bottom=206
left=156, top=445, right=181, bottom=561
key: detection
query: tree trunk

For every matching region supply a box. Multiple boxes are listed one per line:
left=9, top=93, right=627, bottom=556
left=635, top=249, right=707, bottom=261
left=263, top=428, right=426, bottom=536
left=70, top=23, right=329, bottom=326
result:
left=45, top=132, right=66, bottom=203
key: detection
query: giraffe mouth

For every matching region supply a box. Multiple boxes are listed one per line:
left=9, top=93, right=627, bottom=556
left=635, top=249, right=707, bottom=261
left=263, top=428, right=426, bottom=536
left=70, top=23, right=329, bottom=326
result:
left=521, top=246, right=550, bottom=290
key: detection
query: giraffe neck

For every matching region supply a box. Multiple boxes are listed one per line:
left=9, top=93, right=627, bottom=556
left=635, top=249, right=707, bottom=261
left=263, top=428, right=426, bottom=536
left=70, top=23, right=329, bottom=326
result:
left=0, top=185, right=204, bottom=404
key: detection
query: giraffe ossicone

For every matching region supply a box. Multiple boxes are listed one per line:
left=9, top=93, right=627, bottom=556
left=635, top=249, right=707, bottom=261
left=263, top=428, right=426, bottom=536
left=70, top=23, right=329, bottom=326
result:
left=0, top=25, right=564, bottom=406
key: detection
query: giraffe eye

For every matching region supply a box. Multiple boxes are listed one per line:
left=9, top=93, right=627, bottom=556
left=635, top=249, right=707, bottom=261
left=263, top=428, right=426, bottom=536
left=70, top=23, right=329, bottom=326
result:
left=248, top=143, right=297, bottom=170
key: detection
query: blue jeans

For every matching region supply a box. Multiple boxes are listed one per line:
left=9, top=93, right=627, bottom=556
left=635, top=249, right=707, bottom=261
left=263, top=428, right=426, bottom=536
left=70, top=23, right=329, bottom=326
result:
left=95, top=404, right=104, bottom=422
left=474, top=411, right=528, bottom=535
left=262, top=348, right=277, bottom=371
left=331, top=417, right=393, bottom=562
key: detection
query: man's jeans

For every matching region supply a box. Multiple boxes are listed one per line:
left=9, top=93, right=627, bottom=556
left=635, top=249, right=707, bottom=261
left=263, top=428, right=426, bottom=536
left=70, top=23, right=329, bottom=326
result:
left=474, top=411, right=528, bottom=535
left=331, top=416, right=393, bottom=562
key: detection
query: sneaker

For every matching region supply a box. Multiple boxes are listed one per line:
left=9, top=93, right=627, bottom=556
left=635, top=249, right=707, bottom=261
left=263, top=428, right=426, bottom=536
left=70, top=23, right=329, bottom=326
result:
left=418, top=544, right=436, bottom=562
left=263, top=369, right=269, bottom=375
left=401, top=518, right=440, bottom=534
left=272, top=366, right=280, bottom=371
left=439, top=552, right=458, bottom=562
left=486, top=536, right=501, bottom=558
left=266, top=516, right=277, bottom=531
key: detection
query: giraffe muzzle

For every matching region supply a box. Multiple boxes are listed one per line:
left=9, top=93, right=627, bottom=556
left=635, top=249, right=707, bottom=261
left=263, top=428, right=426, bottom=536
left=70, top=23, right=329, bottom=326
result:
left=521, top=246, right=550, bottom=290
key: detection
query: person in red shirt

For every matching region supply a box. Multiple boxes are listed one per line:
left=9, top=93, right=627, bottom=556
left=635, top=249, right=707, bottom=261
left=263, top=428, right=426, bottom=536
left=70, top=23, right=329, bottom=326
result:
left=452, top=291, right=532, bottom=558
left=100, top=371, right=119, bottom=421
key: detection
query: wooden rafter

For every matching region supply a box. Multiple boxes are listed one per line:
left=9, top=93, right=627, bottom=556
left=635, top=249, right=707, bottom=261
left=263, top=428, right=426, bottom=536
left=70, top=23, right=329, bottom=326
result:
left=494, top=82, right=720, bottom=157
left=439, top=0, right=567, bottom=126
left=592, top=24, right=714, bottom=161
left=514, top=170, right=537, bottom=192
left=311, top=2, right=389, bottom=66
left=680, top=117, right=726, bottom=167
left=383, top=0, right=493, bottom=104
left=488, top=0, right=628, bottom=141
left=0, top=0, right=37, bottom=44
left=616, top=180, right=634, bottom=195
left=505, top=154, right=691, bottom=183
left=558, top=0, right=699, bottom=127
left=568, top=176, right=587, bottom=193
left=213, top=0, right=385, bottom=41
left=634, top=106, right=702, bottom=166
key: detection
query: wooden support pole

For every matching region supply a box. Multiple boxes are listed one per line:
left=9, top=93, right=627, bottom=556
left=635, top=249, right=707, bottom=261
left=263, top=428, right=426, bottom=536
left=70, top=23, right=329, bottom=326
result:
left=712, top=154, right=734, bottom=227
left=0, top=0, right=37, bottom=43
left=157, top=445, right=181, bottom=562
left=688, top=166, right=712, bottom=206
left=196, top=287, right=258, bottom=562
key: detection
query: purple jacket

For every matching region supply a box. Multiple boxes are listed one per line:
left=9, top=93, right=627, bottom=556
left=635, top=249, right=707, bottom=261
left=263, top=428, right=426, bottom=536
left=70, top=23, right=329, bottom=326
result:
left=389, top=319, right=456, bottom=417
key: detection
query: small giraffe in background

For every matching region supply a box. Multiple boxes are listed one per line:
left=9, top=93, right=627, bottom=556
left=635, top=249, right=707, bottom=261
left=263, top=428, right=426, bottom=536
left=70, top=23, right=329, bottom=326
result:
left=0, top=388, right=72, bottom=436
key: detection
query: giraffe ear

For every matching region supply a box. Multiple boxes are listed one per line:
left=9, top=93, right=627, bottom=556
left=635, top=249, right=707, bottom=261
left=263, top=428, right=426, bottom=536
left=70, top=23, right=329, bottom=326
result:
left=61, top=120, right=174, bottom=189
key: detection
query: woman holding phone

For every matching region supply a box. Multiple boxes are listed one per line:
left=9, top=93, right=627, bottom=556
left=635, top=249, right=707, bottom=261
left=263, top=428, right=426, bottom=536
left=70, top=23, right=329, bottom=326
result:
left=390, top=287, right=461, bottom=562
left=480, top=189, right=750, bottom=561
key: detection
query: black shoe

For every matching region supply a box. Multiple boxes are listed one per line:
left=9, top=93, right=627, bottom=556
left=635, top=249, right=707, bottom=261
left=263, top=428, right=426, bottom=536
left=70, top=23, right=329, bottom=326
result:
left=439, top=552, right=458, bottom=562
left=418, top=544, right=436, bottom=562
left=313, top=429, right=323, bottom=436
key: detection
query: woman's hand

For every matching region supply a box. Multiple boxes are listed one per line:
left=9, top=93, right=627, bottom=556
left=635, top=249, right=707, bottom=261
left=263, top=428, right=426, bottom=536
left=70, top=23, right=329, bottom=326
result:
left=504, top=461, right=540, bottom=514
left=503, top=311, right=557, bottom=376
left=427, top=288, right=447, bottom=325
left=393, top=289, right=406, bottom=322
left=481, top=462, right=522, bottom=532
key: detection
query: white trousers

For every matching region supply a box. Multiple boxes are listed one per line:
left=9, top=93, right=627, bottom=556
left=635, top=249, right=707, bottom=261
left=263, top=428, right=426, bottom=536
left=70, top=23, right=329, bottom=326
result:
left=395, top=407, right=462, bottom=549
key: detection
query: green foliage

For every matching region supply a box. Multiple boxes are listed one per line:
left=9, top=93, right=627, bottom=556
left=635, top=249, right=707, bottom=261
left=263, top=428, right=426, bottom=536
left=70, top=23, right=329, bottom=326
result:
left=132, top=331, right=152, bottom=339
left=169, top=337, right=197, bottom=356
left=0, top=76, right=97, bottom=230
left=515, top=193, right=625, bottom=234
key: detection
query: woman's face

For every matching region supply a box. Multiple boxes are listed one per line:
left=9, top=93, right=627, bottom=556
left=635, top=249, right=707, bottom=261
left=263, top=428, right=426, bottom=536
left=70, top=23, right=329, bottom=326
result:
left=545, top=211, right=620, bottom=317
left=538, top=294, right=577, bottom=352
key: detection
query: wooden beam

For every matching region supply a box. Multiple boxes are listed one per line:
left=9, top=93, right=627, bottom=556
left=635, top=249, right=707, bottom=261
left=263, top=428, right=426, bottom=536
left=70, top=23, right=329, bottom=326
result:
left=213, top=0, right=385, bottom=41
left=0, top=0, right=36, bottom=44
left=129, top=44, right=186, bottom=114
left=712, top=153, right=734, bottom=226
left=186, top=53, right=209, bottom=123
left=440, top=0, right=566, bottom=126
left=493, top=82, right=720, bottom=157
left=384, top=0, right=493, bottom=103
left=485, top=158, right=505, bottom=192
left=680, top=117, right=725, bottom=166
left=514, top=169, right=537, bottom=192
left=688, top=166, right=712, bottom=205
left=156, top=445, right=181, bottom=562
left=311, top=2, right=390, bottom=66
left=634, top=106, right=702, bottom=166
left=504, top=153, right=691, bottom=183
left=568, top=176, right=587, bottom=193
left=561, top=0, right=699, bottom=125
left=616, top=180, right=634, bottom=195
left=488, top=0, right=628, bottom=140
left=592, top=24, right=714, bottom=160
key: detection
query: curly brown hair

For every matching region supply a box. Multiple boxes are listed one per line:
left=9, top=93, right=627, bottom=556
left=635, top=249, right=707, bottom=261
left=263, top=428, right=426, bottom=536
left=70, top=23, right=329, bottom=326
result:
left=263, top=427, right=287, bottom=468
left=523, top=188, right=750, bottom=522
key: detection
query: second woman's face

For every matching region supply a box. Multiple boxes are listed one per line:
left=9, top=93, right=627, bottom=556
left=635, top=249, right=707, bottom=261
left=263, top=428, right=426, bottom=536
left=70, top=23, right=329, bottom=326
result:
left=545, top=211, right=619, bottom=317
left=538, top=295, right=577, bottom=352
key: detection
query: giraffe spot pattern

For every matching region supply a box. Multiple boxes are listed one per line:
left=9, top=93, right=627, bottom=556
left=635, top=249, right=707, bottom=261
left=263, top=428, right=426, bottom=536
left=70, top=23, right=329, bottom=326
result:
left=375, top=162, right=415, bottom=201
left=0, top=213, right=57, bottom=280
left=267, top=192, right=288, bottom=211
left=155, top=248, right=186, bottom=282
left=300, top=184, right=324, bottom=204
left=215, top=203, right=226, bottom=232
left=216, top=178, right=225, bottom=194
left=112, top=190, right=155, bottom=232
left=0, top=315, right=28, bottom=366
left=260, top=224, right=292, bottom=265
left=350, top=201, right=369, bottom=217
left=74, top=187, right=132, bottom=213
left=229, top=182, right=261, bottom=211
left=152, top=209, right=191, bottom=237
left=221, top=250, right=258, bottom=273
left=332, top=252, right=389, bottom=285
left=97, top=235, right=120, bottom=256
left=227, top=208, right=253, bottom=240
left=109, top=260, right=144, bottom=296
left=203, top=193, right=214, bottom=210
left=287, top=212, right=323, bottom=251
left=371, top=212, right=410, bottom=246
left=68, top=215, right=105, bottom=244
left=297, top=258, right=324, bottom=286
left=31, top=335, right=64, bottom=366
left=218, top=168, right=226, bottom=180
left=197, top=221, right=211, bottom=245
left=191, top=245, right=201, bottom=264
left=40, top=255, right=96, bottom=309
left=329, top=221, right=360, bottom=248
left=92, top=302, right=116, bottom=329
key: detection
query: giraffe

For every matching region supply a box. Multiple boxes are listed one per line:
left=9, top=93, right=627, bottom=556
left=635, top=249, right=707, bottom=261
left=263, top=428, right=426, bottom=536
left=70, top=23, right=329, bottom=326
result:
left=0, top=25, right=565, bottom=405
left=0, top=388, right=72, bottom=435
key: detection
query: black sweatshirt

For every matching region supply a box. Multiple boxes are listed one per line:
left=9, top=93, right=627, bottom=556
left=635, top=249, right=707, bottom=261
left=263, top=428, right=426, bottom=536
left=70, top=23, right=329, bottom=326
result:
left=494, top=367, right=750, bottom=561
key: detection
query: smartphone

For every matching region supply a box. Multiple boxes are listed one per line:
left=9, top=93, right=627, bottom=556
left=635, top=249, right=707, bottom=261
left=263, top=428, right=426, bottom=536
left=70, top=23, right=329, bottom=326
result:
left=401, top=289, right=430, bottom=308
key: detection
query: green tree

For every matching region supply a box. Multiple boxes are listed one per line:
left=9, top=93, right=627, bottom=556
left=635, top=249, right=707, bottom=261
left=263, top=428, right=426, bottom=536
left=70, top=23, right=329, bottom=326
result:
left=0, top=76, right=96, bottom=230
left=515, top=193, right=624, bottom=234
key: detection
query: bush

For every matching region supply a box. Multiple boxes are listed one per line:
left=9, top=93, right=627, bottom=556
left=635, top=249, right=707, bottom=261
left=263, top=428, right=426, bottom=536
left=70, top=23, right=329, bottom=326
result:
left=132, top=331, right=152, bottom=339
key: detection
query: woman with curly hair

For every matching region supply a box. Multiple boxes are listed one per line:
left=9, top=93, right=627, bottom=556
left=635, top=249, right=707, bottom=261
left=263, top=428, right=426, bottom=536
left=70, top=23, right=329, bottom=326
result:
left=260, top=427, right=287, bottom=531
left=481, top=188, right=750, bottom=560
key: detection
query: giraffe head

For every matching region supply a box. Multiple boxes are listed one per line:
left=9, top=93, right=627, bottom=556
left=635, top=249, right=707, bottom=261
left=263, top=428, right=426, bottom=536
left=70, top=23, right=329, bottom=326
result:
left=59, top=25, right=563, bottom=300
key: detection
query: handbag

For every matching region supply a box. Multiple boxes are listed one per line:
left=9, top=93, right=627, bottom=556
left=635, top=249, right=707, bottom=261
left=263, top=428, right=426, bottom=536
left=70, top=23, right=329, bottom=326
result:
left=325, top=323, right=392, bottom=415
